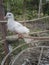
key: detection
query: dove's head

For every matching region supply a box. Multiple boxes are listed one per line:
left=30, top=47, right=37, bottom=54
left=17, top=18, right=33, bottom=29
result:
left=4, top=12, right=14, bottom=20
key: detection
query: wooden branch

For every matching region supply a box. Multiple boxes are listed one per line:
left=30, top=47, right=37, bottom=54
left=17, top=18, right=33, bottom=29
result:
left=6, top=35, right=18, bottom=41
left=30, top=30, right=49, bottom=34
left=1, top=35, right=49, bottom=43
left=38, top=47, right=43, bottom=65
left=19, top=16, right=49, bottom=23
left=1, top=44, right=49, bottom=65
left=1, top=43, right=27, bottom=65
left=12, top=46, right=49, bottom=65
left=38, top=0, right=42, bottom=18
left=0, top=29, right=49, bottom=43
left=0, top=15, right=49, bottom=24
left=0, top=21, right=7, bottom=23
left=6, top=35, right=49, bottom=41
left=0, top=39, right=6, bottom=43
left=25, top=36, right=49, bottom=40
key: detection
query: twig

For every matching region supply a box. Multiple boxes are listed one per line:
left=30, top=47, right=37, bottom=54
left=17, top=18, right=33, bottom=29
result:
left=0, top=39, right=6, bottom=43
left=38, top=47, right=43, bottom=65
left=0, top=15, right=49, bottom=23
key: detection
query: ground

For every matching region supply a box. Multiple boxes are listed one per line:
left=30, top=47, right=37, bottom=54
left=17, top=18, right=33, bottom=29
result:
left=0, top=20, right=49, bottom=65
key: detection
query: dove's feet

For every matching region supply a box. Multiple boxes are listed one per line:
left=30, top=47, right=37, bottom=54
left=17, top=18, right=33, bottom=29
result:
left=18, top=33, right=24, bottom=39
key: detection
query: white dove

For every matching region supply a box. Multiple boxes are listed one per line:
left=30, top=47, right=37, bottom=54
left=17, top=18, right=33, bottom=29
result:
left=4, top=12, right=31, bottom=43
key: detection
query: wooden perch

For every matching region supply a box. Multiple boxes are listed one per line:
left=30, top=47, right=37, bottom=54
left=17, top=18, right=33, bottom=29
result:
left=0, top=36, right=49, bottom=43
left=5, top=35, right=49, bottom=41
left=0, top=30, right=49, bottom=42
left=25, top=36, right=49, bottom=40
left=30, top=30, right=49, bottom=34
left=0, top=15, right=49, bottom=24
left=6, top=30, right=49, bottom=41
left=6, top=35, right=18, bottom=41
left=0, top=21, right=7, bottom=23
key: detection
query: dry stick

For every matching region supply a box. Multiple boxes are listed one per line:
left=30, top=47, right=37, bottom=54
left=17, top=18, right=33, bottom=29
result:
left=0, top=35, right=49, bottom=43
left=6, top=35, right=49, bottom=41
left=1, top=36, right=49, bottom=44
left=38, top=47, right=43, bottom=65
left=0, top=15, right=49, bottom=23
left=38, top=0, right=42, bottom=37
left=38, top=0, right=42, bottom=18
left=1, top=43, right=28, bottom=65
left=0, top=29, right=49, bottom=43
left=19, top=16, right=49, bottom=23
left=0, top=39, right=6, bottom=43
left=1, top=44, right=49, bottom=65
left=24, top=36, right=49, bottom=40
left=12, top=47, right=47, bottom=65
left=23, top=0, right=26, bottom=26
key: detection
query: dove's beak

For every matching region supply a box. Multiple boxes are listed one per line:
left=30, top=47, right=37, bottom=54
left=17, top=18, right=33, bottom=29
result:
left=4, top=16, right=7, bottom=19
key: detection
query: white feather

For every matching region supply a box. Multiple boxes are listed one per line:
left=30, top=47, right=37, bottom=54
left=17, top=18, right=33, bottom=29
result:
left=6, top=12, right=30, bottom=43
left=6, top=12, right=30, bottom=34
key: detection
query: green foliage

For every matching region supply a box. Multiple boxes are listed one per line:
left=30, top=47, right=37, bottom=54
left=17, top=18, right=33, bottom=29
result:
left=43, top=3, right=49, bottom=15
left=3, top=0, right=49, bottom=20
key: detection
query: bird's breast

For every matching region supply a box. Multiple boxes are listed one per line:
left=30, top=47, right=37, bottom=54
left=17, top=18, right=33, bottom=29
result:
left=7, top=21, right=15, bottom=31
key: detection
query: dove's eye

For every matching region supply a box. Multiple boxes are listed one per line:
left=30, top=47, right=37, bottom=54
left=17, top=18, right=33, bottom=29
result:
left=8, top=14, right=11, bottom=16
